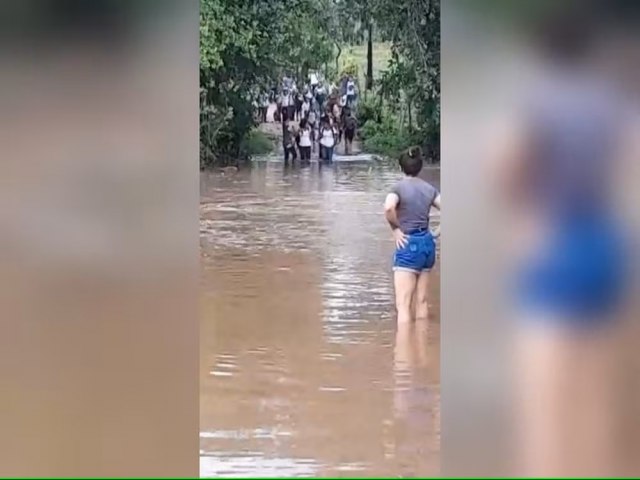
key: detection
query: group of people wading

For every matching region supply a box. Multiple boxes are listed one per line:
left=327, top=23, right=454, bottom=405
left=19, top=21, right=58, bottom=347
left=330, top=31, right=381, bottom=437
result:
left=257, top=74, right=443, bottom=327
left=258, top=72, right=359, bottom=166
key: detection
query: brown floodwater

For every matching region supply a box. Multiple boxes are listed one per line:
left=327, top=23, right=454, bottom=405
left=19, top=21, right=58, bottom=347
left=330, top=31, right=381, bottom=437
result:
left=200, top=156, right=441, bottom=477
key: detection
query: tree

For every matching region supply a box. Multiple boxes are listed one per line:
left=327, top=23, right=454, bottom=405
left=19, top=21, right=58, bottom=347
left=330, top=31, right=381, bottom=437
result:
left=340, top=0, right=374, bottom=90
left=374, top=0, right=440, bottom=159
left=366, top=21, right=373, bottom=90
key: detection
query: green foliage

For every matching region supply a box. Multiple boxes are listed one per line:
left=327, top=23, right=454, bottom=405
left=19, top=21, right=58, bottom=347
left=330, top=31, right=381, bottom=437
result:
left=358, top=91, right=416, bottom=159
left=340, top=42, right=391, bottom=87
left=327, top=0, right=440, bottom=161
left=328, top=0, right=371, bottom=45
left=361, top=115, right=417, bottom=158
left=241, top=130, right=275, bottom=156
left=340, top=59, right=359, bottom=79
left=357, top=94, right=383, bottom=127
left=200, top=0, right=337, bottom=168
left=325, top=63, right=339, bottom=85
left=373, top=0, right=440, bottom=161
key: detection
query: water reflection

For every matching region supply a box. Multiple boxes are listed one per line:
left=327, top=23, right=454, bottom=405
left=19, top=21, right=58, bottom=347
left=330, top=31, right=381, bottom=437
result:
left=201, top=158, right=440, bottom=476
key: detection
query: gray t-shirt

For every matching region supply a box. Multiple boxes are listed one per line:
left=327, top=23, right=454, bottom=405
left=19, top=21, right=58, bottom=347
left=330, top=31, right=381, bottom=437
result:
left=391, top=177, right=439, bottom=233
left=523, top=72, right=621, bottom=218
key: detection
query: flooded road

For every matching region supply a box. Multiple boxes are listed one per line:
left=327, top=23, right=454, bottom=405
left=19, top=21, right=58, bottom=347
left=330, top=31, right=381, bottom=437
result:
left=200, top=157, right=440, bottom=477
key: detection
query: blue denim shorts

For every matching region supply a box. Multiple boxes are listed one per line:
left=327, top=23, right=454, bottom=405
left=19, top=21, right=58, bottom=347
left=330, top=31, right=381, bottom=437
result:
left=393, top=230, right=436, bottom=274
left=514, top=217, right=629, bottom=324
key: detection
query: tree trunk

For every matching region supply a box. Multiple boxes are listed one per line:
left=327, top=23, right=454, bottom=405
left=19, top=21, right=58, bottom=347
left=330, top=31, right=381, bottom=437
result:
left=335, top=43, right=342, bottom=76
left=408, top=98, right=412, bottom=132
left=366, top=22, right=373, bottom=90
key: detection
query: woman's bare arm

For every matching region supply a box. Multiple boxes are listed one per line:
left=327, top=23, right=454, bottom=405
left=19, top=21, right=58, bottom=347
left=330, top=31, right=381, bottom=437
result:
left=384, top=193, right=401, bottom=231
left=384, top=192, right=408, bottom=248
left=431, top=194, right=441, bottom=239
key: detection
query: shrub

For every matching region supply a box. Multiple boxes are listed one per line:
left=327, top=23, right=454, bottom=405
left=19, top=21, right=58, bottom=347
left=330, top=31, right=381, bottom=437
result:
left=359, top=109, right=422, bottom=159
left=339, top=59, right=359, bottom=79
left=357, top=95, right=383, bottom=128
left=363, top=129, right=414, bottom=159
left=241, top=129, right=275, bottom=156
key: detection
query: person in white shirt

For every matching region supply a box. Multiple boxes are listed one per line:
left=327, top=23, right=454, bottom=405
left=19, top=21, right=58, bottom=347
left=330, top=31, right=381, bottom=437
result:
left=280, top=89, right=290, bottom=107
left=301, top=97, right=311, bottom=120
left=318, top=115, right=338, bottom=164
left=310, top=73, right=319, bottom=98
left=298, top=118, right=312, bottom=164
left=346, top=76, right=357, bottom=108
left=280, top=89, right=295, bottom=122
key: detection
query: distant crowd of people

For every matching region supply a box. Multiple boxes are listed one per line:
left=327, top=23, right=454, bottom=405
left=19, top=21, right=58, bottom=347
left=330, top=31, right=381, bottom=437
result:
left=256, top=72, right=359, bottom=165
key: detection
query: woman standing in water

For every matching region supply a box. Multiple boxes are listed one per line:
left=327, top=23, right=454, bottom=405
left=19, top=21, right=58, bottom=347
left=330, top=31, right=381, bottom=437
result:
left=318, top=115, right=338, bottom=164
left=342, top=107, right=357, bottom=155
left=280, top=88, right=292, bottom=123
left=491, top=9, right=633, bottom=475
left=346, top=75, right=357, bottom=109
left=384, top=147, right=441, bottom=324
left=298, top=118, right=312, bottom=165
left=281, top=109, right=298, bottom=166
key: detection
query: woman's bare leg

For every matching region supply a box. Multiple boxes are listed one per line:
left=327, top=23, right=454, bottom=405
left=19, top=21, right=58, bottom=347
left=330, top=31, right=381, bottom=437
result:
left=393, top=320, right=415, bottom=418
left=394, top=270, right=418, bottom=324
left=415, top=270, right=430, bottom=320
left=414, top=317, right=430, bottom=368
left=513, top=321, right=616, bottom=476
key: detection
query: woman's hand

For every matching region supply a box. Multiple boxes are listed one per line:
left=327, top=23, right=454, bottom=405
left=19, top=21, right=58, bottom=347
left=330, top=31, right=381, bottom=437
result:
left=393, top=228, right=408, bottom=249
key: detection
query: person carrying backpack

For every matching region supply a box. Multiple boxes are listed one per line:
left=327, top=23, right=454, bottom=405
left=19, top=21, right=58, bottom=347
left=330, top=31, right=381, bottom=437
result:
left=343, top=107, right=357, bottom=155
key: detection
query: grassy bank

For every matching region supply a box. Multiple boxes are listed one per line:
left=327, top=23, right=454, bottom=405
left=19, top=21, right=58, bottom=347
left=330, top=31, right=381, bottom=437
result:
left=337, top=42, right=392, bottom=90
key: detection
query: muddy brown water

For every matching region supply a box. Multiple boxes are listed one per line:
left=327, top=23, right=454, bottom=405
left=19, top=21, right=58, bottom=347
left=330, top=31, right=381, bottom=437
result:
left=200, top=156, right=440, bottom=477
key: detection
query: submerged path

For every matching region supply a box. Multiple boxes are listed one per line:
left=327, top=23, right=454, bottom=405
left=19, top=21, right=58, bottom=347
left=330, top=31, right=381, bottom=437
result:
left=259, top=103, right=364, bottom=160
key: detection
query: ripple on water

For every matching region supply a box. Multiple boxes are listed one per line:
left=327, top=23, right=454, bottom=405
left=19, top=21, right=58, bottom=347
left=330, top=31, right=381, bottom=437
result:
left=200, top=454, right=319, bottom=478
